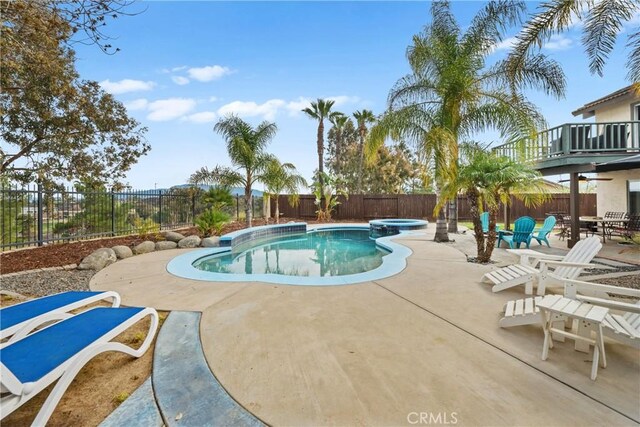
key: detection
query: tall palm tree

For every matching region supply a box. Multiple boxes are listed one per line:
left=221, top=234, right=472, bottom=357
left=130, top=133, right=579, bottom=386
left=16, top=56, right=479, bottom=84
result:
left=352, top=109, right=376, bottom=194
left=329, top=113, right=349, bottom=176
left=438, top=144, right=549, bottom=262
left=189, top=115, right=277, bottom=227
left=263, top=159, right=307, bottom=223
left=302, top=98, right=340, bottom=188
left=367, top=0, right=565, bottom=242
left=507, top=0, right=640, bottom=84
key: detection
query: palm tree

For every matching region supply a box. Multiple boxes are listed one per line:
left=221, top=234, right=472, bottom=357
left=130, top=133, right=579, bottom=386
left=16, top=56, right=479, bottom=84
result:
left=507, top=0, right=640, bottom=83
left=189, top=115, right=277, bottom=227
left=438, top=144, right=549, bottom=263
left=367, top=0, right=564, bottom=242
left=352, top=109, right=376, bottom=194
left=263, top=159, right=307, bottom=223
left=302, top=99, right=340, bottom=188
left=329, top=113, right=349, bottom=176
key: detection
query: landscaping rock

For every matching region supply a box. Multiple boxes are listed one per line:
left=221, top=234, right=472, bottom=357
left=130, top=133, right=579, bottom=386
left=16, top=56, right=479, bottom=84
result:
left=201, top=237, right=220, bottom=247
left=178, top=235, right=201, bottom=248
left=77, top=248, right=117, bottom=271
left=112, top=245, right=133, bottom=259
left=163, top=231, right=185, bottom=243
left=134, top=241, right=156, bottom=255
left=156, top=241, right=178, bottom=251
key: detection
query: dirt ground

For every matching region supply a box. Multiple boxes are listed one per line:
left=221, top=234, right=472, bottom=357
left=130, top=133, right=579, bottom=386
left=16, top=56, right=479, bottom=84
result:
left=1, top=295, right=167, bottom=427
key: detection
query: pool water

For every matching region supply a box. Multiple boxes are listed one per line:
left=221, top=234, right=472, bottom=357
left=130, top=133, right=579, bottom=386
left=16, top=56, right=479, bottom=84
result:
left=193, top=229, right=388, bottom=277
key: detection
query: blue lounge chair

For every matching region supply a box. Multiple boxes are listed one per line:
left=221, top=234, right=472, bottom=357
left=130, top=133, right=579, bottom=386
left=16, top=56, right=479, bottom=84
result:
left=0, top=291, right=120, bottom=340
left=1, top=305, right=158, bottom=425
left=497, top=216, right=536, bottom=249
left=480, top=212, right=500, bottom=233
left=531, top=216, right=557, bottom=247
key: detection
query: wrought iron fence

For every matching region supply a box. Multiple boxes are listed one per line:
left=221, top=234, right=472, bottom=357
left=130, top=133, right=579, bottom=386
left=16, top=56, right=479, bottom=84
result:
left=1, top=184, right=265, bottom=250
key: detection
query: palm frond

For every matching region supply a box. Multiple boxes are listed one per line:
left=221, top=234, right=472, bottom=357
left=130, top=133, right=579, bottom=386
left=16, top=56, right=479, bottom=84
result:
left=582, top=0, right=635, bottom=76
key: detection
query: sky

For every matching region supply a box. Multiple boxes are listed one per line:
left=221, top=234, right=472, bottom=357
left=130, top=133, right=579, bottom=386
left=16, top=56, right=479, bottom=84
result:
left=72, top=1, right=640, bottom=190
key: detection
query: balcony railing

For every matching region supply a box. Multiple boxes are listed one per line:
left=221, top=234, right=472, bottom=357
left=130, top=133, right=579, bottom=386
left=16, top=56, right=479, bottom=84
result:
left=493, top=121, right=640, bottom=163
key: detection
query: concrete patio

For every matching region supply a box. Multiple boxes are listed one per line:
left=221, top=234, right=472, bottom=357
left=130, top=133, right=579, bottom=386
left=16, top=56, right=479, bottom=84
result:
left=91, top=224, right=640, bottom=426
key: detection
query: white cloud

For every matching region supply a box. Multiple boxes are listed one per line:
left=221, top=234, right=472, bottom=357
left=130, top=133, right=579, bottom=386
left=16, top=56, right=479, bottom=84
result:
left=172, top=65, right=188, bottom=72
left=543, top=34, right=573, bottom=51
left=217, top=99, right=285, bottom=120
left=147, top=98, right=196, bottom=121
left=183, top=111, right=217, bottom=123
left=327, top=95, right=361, bottom=107
left=284, top=95, right=362, bottom=117
left=209, top=96, right=219, bottom=102
left=172, top=76, right=190, bottom=85
left=285, top=97, right=312, bottom=116
left=125, top=98, right=148, bottom=111
left=493, top=36, right=518, bottom=52
left=99, top=79, right=155, bottom=94
left=188, top=65, right=233, bottom=82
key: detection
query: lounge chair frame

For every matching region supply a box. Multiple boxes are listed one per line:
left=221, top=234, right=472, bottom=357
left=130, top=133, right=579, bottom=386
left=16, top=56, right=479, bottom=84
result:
left=0, top=306, right=158, bottom=425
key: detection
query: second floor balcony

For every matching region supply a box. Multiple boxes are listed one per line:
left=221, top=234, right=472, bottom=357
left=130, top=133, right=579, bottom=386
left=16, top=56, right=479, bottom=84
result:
left=494, top=121, right=640, bottom=173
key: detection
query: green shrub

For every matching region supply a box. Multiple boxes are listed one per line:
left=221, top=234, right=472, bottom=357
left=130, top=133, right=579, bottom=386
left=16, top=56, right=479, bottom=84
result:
left=196, top=208, right=230, bottom=237
left=132, top=217, right=160, bottom=235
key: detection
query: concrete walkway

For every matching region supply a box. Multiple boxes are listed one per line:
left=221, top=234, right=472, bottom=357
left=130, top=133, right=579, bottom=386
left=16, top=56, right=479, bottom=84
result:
left=91, top=224, right=640, bottom=426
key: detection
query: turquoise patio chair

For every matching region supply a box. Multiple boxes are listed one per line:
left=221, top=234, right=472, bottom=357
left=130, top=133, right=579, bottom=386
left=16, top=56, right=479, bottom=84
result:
left=480, top=212, right=499, bottom=234
left=531, top=215, right=557, bottom=247
left=497, top=216, right=536, bottom=249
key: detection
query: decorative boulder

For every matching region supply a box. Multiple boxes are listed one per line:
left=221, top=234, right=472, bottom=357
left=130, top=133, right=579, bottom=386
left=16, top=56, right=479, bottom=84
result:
left=178, top=235, right=201, bottom=248
left=133, top=241, right=156, bottom=255
left=78, top=248, right=117, bottom=271
left=163, top=231, right=185, bottom=243
left=112, top=245, right=133, bottom=259
left=201, top=237, right=220, bottom=248
left=155, top=241, right=178, bottom=251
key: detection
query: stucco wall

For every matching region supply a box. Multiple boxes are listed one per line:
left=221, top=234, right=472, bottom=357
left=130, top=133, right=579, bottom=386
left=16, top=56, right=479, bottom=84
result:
left=596, top=169, right=640, bottom=216
left=594, top=102, right=634, bottom=122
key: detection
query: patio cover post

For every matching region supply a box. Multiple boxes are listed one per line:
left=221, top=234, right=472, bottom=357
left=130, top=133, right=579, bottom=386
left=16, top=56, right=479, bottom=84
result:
left=568, top=172, right=580, bottom=248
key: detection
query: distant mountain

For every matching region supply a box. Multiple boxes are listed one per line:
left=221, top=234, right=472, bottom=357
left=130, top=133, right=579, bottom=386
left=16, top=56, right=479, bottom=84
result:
left=169, top=184, right=263, bottom=197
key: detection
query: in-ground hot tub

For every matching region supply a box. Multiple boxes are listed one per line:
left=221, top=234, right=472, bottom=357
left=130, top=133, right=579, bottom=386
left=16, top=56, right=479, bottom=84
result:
left=369, top=219, right=428, bottom=238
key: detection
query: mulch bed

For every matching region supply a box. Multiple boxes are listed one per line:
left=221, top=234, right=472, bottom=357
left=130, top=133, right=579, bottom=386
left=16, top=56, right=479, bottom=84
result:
left=0, top=217, right=353, bottom=275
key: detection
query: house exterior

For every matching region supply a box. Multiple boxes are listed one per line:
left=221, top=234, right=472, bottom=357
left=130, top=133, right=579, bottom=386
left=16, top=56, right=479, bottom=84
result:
left=493, top=85, right=640, bottom=246
left=572, top=86, right=640, bottom=216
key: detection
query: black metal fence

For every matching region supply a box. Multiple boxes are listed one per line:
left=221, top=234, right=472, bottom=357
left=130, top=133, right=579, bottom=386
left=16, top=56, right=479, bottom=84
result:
left=1, top=184, right=265, bottom=250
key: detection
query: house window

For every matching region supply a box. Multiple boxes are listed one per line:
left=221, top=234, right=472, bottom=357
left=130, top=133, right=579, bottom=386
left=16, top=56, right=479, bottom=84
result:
left=629, top=180, right=640, bottom=214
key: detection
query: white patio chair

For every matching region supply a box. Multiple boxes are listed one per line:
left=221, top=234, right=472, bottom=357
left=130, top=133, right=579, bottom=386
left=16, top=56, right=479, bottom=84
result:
left=500, top=278, right=640, bottom=350
left=482, top=236, right=602, bottom=295
left=1, top=306, right=158, bottom=425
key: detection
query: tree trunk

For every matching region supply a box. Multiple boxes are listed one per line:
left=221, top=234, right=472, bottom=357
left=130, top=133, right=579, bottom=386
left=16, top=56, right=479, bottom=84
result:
left=447, top=198, right=458, bottom=233
left=275, top=197, right=280, bottom=224
left=244, top=187, right=252, bottom=227
left=357, top=130, right=365, bottom=194
left=433, top=191, right=449, bottom=242
left=468, top=190, right=486, bottom=259
left=317, top=120, right=324, bottom=188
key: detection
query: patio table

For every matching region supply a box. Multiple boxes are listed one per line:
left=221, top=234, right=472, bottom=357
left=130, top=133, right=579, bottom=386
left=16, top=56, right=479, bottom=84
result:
left=579, top=216, right=629, bottom=243
left=538, top=295, right=609, bottom=380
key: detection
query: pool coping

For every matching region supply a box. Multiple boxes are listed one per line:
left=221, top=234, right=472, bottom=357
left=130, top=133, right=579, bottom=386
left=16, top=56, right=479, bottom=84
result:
left=166, top=223, right=423, bottom=286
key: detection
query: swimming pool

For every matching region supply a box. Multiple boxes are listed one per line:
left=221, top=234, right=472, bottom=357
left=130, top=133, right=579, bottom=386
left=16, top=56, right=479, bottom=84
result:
left=167, top=224, right=421, bottom=286
left=194, top=229, right=386, bottom=277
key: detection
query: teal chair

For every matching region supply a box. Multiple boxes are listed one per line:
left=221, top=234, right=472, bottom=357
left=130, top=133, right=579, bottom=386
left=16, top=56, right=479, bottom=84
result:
left=480, top=212, right=499, bottom=234
left=531, top=215, right=557, bottom=247
left=497, top=216, right=536, bottom=249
